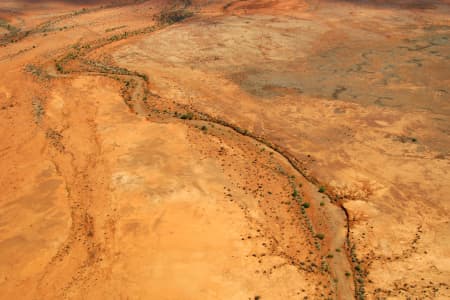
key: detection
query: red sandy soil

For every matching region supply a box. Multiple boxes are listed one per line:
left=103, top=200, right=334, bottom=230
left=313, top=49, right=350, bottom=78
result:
left=0, top=0, right=449, bottom=299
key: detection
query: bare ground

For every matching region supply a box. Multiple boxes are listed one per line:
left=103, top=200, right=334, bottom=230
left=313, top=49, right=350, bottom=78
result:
left=0, top=0, right=449, bottom=299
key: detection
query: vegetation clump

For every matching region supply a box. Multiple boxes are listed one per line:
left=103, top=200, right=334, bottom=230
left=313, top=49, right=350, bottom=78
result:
left=55, top=62, right=64, bottom=73
left=32, top=97, right=44, bottom=123
left=156, top=8, right=193, bottom=25
left=315, top=233, right=325, bottom=240
left=180, top=112, right=194, bottom=120
left=25, top=64, right=50, bottom=80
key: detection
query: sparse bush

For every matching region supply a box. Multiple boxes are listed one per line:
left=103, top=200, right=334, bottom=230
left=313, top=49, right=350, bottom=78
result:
left=156, top=8, right=193, bottom=25
left=315, top=233, right=325, bottom=240
left=63, top=52, right=78, bottom=62
left=25, top=64, right=50, bottom=80
left=201, top=125, right=207, bottom=131
left=55, top=62, right=64, bottom=73
left=302, top=202, right=310, bottom=208
left=318, top=186, right=326, bottom=193
left=137, top=73, right=148, bottom=82
left=180, top=112, right=193, bottom=120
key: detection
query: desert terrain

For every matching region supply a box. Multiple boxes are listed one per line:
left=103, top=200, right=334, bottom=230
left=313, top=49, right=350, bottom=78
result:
left=0, top=0, right=449, bottom=299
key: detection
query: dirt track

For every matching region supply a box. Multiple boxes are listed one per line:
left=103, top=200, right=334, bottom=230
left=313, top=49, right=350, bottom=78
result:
left=0, top=0, right=449, bottom=299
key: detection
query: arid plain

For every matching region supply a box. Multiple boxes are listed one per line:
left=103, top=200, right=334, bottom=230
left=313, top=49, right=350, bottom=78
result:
left=0, top=0, right=449, bottom=299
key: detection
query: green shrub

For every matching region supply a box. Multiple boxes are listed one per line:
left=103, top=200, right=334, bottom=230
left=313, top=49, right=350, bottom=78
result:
left=315, top=233, right=325, bottom=240
left=55, top=62, right=64, bottom=73
left=156, top=9, right=193, bottom=25
left=180, top=112, right=193, bottom=120
left=318, top=186, right=326, bottom=193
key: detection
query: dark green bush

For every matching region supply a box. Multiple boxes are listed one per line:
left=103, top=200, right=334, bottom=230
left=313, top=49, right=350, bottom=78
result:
left=55, top=62, right=64, bottom=73
left=180, top=112, right=193, bottom=120
left=156, top=9, right=193, bottom=25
